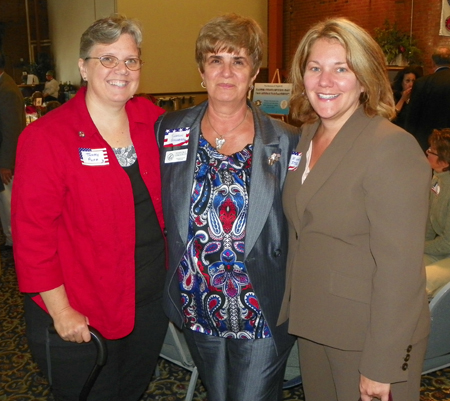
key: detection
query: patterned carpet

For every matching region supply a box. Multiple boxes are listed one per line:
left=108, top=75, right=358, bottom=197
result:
left=0, top=247, right=449, bottom=400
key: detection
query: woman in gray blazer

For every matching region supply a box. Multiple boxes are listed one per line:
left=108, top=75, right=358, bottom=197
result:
left=155, top=13, right=298, bottom=401
left=278, top=18, right=430, bottom=401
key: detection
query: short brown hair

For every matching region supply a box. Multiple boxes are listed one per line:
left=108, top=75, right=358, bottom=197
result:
left=289, top=18, right=395, bottom=124
left=79, top=14, right=143, bottom=59
left=195, top=13, right=264, bottom=77
left=429, top=129, right=450, bottom=171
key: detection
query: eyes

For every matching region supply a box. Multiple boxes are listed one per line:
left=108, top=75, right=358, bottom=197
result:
left=206, top=55, right=248, bottom=67
left=307, top=64, right=349, bottom=73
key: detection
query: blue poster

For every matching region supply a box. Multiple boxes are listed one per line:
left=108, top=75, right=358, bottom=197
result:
left=252, top=83, right=292, bottom=115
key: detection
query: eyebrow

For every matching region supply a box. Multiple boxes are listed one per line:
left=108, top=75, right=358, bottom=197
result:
left=208, top=54, right=246, bottom=61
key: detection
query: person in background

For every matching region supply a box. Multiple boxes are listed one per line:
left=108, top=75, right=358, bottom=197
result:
left=155, top=13, right=297, bottom=401
left=391, top=65, right=422, bottom=129
left=405, top=47, right=450, bottom=151
left=0, top=52, right=25, bottom=251
left=278, top=18, right=430, bottom=401
left=423, top=129, right=450, bottom=298
left=42, top=70, right=60, bottom=102
left=12, top=15, right=168, bottom=401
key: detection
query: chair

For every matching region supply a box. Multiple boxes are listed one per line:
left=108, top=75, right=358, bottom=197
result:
left=159, top=322, right=199, bottom=401
left=283, top=341, right=302, bottom=389
left=422, top=280, right=450, bottom=374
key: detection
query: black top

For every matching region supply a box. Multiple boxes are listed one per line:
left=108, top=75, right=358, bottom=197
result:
left=123, top=159, right=166, bottom=305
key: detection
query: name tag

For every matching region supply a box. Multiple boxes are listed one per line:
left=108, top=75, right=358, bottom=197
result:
left=164, top=128, right=190, bottom=147
left=79, top=148, right=109, bottom=166
left=165, top=149, right=188, bottom=163
left=288, top=151, right=301, bottom=171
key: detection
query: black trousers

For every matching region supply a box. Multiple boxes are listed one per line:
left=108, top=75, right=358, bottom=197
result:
left=24, top=296, right=168, bottom=401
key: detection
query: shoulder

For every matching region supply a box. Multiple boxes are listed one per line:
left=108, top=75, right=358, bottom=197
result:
left=251, top=104, right=301, bottom=145
left=157, top=102, right=205, bottom=128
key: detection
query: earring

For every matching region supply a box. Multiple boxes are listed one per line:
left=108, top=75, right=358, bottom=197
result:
left=201, top=81, right=206, bottom=89
left=83, top=76, right=87, bottom=81
left=249, top=84, right=254, bottom=91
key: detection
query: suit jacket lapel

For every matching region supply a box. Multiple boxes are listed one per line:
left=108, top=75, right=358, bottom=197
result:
left=245, top=106, right=281, bottom=258
left=168, top=103, right=206, bottom=246
left=296, top=107, right=372, bottom=218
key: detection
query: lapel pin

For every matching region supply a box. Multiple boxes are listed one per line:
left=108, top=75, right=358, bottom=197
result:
left=268, top=153, right=281, bottom=166
left=78, top=131, right=85, bottom=137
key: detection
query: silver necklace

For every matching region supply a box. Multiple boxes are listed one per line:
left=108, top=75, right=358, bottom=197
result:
left=206, top=107, right=249, bottom=150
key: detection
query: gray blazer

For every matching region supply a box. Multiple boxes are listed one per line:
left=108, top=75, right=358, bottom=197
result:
left=278, top=107, right=431, bottom=383
left=155, top=101, right=299, bottom=353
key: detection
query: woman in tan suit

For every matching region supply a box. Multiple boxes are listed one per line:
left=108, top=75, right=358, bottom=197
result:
left=278, top=18, right=431, bottom=401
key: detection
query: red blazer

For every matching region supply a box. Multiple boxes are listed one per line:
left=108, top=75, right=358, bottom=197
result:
left=12, top=87, right=165, bottom=339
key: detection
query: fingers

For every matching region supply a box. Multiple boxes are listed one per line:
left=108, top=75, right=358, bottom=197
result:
left=53, top=309, right=91, bottom=343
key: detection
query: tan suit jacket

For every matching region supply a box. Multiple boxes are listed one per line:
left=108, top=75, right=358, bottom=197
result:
left=278, top=107, right=431, bottom=383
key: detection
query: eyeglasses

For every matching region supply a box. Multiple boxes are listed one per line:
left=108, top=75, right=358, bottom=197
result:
left=84, top=56, right=143, bottom=71
left=426, top=148, right=439, bottom=157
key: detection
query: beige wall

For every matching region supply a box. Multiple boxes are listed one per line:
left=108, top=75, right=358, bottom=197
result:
left=118, top=0, right=267, bottom=93
left=47, top=0, right=116, bottom=86
left=47, top=0, right=267, bottom=94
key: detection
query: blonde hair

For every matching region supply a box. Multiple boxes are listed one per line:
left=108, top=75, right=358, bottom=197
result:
left=195, top=13, right=264, bottom=77
left=289, top=18, right=395, bottom=124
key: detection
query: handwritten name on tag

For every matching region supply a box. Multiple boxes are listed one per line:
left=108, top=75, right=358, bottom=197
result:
left=164, top=128, right=190, bottom=147
left=79, top=148, right=109, bottom=166
left=288, top=151, right=301, bottom=171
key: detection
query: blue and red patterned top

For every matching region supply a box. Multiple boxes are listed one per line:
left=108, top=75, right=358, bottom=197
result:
left=178, top=136, right=271, bottom=339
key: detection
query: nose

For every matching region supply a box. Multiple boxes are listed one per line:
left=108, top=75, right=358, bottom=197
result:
left=114, top=60, right=129, bottom=74
left=221, top=61, right=233, bottom=77
left=318, top=69, right=333, bottom=87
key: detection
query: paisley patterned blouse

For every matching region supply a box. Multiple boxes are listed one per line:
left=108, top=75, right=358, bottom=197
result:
left=178, top=136, right=271, bottom=339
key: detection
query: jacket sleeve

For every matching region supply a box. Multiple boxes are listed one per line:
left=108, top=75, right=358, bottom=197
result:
left=359, top=129, right=430, bottom=383
left=12, top=125, right=66, bottom=293
left=424, top=193, right=450, bottom=256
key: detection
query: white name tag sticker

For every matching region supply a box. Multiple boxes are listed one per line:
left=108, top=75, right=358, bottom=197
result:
left=288, top=151, right=301, bottom=171
left=79, top=148, right=109, bottom=166
left=165, top=149, right=188, bottom=163
left=164, top=128, right=190, bottom=147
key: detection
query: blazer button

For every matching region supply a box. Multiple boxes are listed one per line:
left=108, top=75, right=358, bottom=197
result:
left=404, top=354, right=410, bottom=362
left=402, top=363, right=408, bottom=371
left=273, top=249, right=282, bottom=257
left=163, top=228, right=168, bottom=236
left=407, top=345, right=413, bottom=352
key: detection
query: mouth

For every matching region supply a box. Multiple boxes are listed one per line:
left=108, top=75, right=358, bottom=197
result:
left=108, top=80, right=128, bottom=88
left=318, top=93, right=339, bottom=100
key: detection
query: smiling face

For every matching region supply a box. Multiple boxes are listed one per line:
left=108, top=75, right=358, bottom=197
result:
left=78, top=33, right=140, bottom=107
left=303, top=38, right=364, bottom=129
left=199, top=48, right=257, bottom=106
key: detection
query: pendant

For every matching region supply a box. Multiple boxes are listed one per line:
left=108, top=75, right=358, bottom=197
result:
left=215, top=136, right=226, bottom=150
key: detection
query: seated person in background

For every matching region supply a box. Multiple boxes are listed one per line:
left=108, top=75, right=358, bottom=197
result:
left=391, top=65, right=422, bottom=129
left=424, top=128, right=450, bottom=297
left=42, top=70, right=59, bottom=102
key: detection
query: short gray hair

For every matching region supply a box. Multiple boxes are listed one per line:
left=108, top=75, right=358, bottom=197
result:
left=79, top=14, right=143, bottom=59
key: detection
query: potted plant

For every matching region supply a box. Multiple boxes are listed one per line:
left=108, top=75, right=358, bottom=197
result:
left=374, top=20, right=422, bottom=65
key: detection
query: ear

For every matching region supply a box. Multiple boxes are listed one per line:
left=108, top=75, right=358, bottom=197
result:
left=251, top=68, right=260, bottom=84
left=78, top=58, right=87, bottom=79
left=198, top=67, right=205, bottom=81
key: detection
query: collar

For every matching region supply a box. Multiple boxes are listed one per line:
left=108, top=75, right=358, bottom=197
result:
left=435, top=66, right=450, bottom=72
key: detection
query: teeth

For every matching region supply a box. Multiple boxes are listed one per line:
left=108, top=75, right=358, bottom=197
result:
left=109, top=81, right=127, bottom=87
left=318, top=93, right=339, bottom=100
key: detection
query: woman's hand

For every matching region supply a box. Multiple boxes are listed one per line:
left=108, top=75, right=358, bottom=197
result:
left=52, top=305, right=91, bottom=343
left=40, top=284, right=91, bottom=343
left=359, top=374, right=391, bottom=401
left=400, top=87, right=412, bottom=102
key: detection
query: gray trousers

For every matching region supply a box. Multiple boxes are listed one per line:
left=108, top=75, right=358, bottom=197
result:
left=183, top=328, right=291, bottom=401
